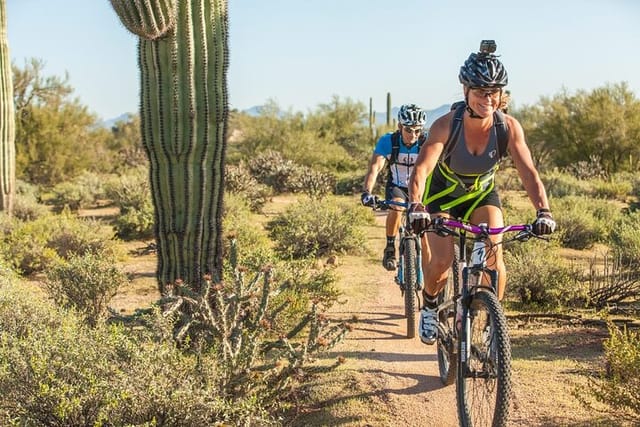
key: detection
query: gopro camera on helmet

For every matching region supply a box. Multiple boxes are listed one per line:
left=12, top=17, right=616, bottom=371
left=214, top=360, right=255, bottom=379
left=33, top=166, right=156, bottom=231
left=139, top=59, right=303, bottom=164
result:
left=479, top=40, right=497, bottom=54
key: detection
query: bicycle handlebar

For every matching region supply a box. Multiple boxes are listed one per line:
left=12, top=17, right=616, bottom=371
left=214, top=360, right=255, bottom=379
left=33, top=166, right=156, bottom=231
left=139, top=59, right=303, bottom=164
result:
left=373, top=199, right=409, bottom=210
left=432, top=217, right=532, bottom=236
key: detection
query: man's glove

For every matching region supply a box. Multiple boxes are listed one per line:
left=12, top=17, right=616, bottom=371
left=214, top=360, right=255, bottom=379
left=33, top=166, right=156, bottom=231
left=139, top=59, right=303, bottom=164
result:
left=361, top=191, right=378, bottom=207
left=408, top=202, right=431, bottom=235
left=532, top=209, right=556, bottom=235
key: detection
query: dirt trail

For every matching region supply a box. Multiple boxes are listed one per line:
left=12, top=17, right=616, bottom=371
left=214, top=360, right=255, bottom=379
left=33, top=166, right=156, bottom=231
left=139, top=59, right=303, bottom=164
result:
left=324, top=210, right=460, bottom=427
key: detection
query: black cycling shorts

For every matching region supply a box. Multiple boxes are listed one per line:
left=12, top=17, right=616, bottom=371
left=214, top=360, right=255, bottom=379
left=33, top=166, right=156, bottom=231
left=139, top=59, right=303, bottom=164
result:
left=425, top=183, right=501, bottom=219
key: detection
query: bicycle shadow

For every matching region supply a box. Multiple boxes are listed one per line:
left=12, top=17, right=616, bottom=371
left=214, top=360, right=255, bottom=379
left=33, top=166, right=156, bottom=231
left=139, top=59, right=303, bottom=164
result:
left=332, top=310, right=414, bottom=340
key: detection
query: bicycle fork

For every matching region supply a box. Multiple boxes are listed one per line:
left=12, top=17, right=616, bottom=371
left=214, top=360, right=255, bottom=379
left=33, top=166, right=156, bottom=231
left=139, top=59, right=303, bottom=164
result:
left=459, top=240, right=498, bottom=368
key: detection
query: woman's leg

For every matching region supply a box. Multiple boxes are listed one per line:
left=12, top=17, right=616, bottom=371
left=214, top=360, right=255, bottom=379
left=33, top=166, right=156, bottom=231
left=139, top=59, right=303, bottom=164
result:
left=470, top=205, right=506, bottom=300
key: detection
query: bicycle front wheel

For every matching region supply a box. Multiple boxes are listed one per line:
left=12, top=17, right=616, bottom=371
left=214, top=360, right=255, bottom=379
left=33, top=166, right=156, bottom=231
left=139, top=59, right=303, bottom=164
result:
left=456, top=290, right=511, bottom=427
left=402, top=238, right=418, bottom=339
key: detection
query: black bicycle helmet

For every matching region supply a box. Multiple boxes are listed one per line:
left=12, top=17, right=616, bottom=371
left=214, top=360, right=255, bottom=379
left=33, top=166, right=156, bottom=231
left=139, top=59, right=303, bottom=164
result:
left=398, top=104, right=427, bottom=126
left=458, top=40, right=508, bottom=88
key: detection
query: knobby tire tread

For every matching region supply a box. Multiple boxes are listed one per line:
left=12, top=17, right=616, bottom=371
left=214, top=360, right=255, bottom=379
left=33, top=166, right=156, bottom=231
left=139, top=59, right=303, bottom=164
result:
left=456, top=290, right=511, bottom=427
left=403, top=238, right=418, bottom=339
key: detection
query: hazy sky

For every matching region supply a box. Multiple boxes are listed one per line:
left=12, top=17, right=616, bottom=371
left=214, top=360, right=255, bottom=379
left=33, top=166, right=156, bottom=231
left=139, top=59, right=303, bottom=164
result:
left=6, top=1, right=640, bottom=120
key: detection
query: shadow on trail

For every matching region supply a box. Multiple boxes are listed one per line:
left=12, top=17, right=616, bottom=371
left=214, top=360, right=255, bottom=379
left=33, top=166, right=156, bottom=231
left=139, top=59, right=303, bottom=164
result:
left=324, top=350, right=437, bottom=364
left=287, top=369, right=450, bottom=426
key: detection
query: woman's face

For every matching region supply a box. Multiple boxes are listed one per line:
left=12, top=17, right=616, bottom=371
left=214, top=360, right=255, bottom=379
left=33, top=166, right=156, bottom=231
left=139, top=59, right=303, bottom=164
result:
left=465, top=87, right=501, bottom=118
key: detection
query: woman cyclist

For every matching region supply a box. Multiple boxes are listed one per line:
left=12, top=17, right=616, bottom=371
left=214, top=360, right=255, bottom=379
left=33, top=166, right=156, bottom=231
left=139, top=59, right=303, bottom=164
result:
left=407, top=41, right=556, bottom=345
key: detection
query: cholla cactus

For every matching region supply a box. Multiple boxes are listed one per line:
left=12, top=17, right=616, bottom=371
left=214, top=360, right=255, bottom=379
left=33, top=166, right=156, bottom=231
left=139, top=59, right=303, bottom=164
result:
left=0, top=0, right=16, bottom=214
left=109, top=0, right=229, bottom=292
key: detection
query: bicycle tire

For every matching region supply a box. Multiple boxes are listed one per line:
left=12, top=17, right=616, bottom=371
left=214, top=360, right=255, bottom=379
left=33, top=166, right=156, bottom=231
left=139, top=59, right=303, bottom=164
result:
left=402, top=238, right=418, bottom=339
left=456, top=290, right=511, bottom=427
left=437, top=243, right=460, bottom=385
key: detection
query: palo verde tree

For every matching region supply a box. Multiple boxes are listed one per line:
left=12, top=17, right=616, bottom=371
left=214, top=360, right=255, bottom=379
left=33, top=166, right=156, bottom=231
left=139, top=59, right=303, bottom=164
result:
left=109, top=0, right=229, bottom=293
left=0, top=0, right=15, bottom=214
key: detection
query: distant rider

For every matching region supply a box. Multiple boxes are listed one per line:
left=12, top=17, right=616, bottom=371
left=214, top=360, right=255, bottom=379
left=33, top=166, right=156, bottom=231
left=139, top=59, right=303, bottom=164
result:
left=362, top=104, right=427, bottom=271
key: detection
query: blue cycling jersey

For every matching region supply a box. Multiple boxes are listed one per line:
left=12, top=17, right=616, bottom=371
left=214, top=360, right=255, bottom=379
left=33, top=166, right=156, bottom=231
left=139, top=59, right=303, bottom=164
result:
left=374, top=132, right=422, bottom=188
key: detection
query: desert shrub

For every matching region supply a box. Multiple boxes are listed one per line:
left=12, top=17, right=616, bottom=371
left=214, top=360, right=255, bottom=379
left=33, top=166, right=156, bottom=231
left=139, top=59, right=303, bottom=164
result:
left=50, top=180, right=97, bottom=211
left=248, top=150, right=299, bottom=193
left=505, top=240, right=585, bottom=308
left=0, top=279, right=280, bottom=425
left=563, top=154, right=607, bottom=180
left=335, top=173, right=364, bottom=195
left=113, top=203, right=155, bottom=240
left=591, top=177, right=634, bottom=201
left=1, top=211, right=118, bottom=276
left=45, top=252, right=128, bottom=326
left=1, top=216, right=60, bottom=275
left=288, top=165, right=336, bottom=199
left=609, top=210, right=640, bottom=263
left=105, top=167, right=155, bottom=239
left=104, top=166, right=150, bottom=212
left=553, top=196, right=621, bottom=249
left=49, top=171, right=106, bottom=212
left=12, top=192, right=50, bottom=221
left=575, top=323, right=640, bottom=422
left=16, top=179, right=41, bottom=201
left=266, top=196, right=371, bottom=258
left=541, top=169, right=592, bottom=198
left=224, top=163, right=272, bottom=211
left=222, top=192, right=275, bottom=271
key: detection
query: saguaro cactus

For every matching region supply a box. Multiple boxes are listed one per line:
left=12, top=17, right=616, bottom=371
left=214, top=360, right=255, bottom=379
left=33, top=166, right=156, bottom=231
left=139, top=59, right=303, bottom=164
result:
left=0, top=0, right=15, bottom=214
left=386, top=91, right=391, bottom=127
left=109, top=0, right=229, bottom=293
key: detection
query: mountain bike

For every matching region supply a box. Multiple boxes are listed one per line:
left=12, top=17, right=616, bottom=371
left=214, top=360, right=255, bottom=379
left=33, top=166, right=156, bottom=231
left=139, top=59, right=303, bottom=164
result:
left=427, top=217, right=539, bottom=427
left=374, top=200, right=423, bottom=338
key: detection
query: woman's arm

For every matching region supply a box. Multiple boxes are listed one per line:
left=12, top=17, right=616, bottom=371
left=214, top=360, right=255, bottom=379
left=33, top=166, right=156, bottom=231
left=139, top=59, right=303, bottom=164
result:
left=506, top=115, right=551, bottom=210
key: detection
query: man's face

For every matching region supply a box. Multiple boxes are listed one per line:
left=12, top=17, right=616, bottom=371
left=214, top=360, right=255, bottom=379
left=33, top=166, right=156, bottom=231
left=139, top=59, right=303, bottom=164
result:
left=401, top=125, right=422, bottom=145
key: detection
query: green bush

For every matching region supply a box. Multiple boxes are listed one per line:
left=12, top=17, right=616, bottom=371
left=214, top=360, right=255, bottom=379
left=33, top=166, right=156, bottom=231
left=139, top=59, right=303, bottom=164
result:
left=104, top=167, right=155, bottom=239
left=224, top=163, right=272, bottom=211
left=222, top=192, right=276, bottom=272
left=113, top=203, right=155, bottom=240
left=591, top=177, right=634, bottom=201
left=288, top=165, right=336, bottom=199
left=505, top=240, right=585, bottom=308
left=541, top=169, right=592, bottom=198
left=45, top=252, right=128, bottom=326
left=335, top=173, right=364, bottom=196
left=1, top=211, right=119, bottom=276
left=609, top=210, right=640, bottom=263
left=12, top=192, right=50, bottom=221
left=553, top=196, right=621, bottom=249
left=50, top=171, right=106, bottom=212
left=0, top=280, right=281, bottom=425
left=575, top=323, right=640, bottom=422
left=248, top=150, right=299, bottom=193
left=266, top=196, right=370, bottom=258
left=104, top=166, right=150, bottom=212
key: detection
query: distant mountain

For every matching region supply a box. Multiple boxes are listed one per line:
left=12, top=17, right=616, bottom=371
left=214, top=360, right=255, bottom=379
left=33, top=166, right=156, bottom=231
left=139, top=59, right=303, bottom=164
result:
left=101, top=112, right=135, bottom=129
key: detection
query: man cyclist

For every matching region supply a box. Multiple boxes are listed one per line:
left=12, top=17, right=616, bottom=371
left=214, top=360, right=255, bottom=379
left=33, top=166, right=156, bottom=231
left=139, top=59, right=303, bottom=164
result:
left=361, top=104, right=427, bottom=271
left=407, top=41, right=556, bottom=345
